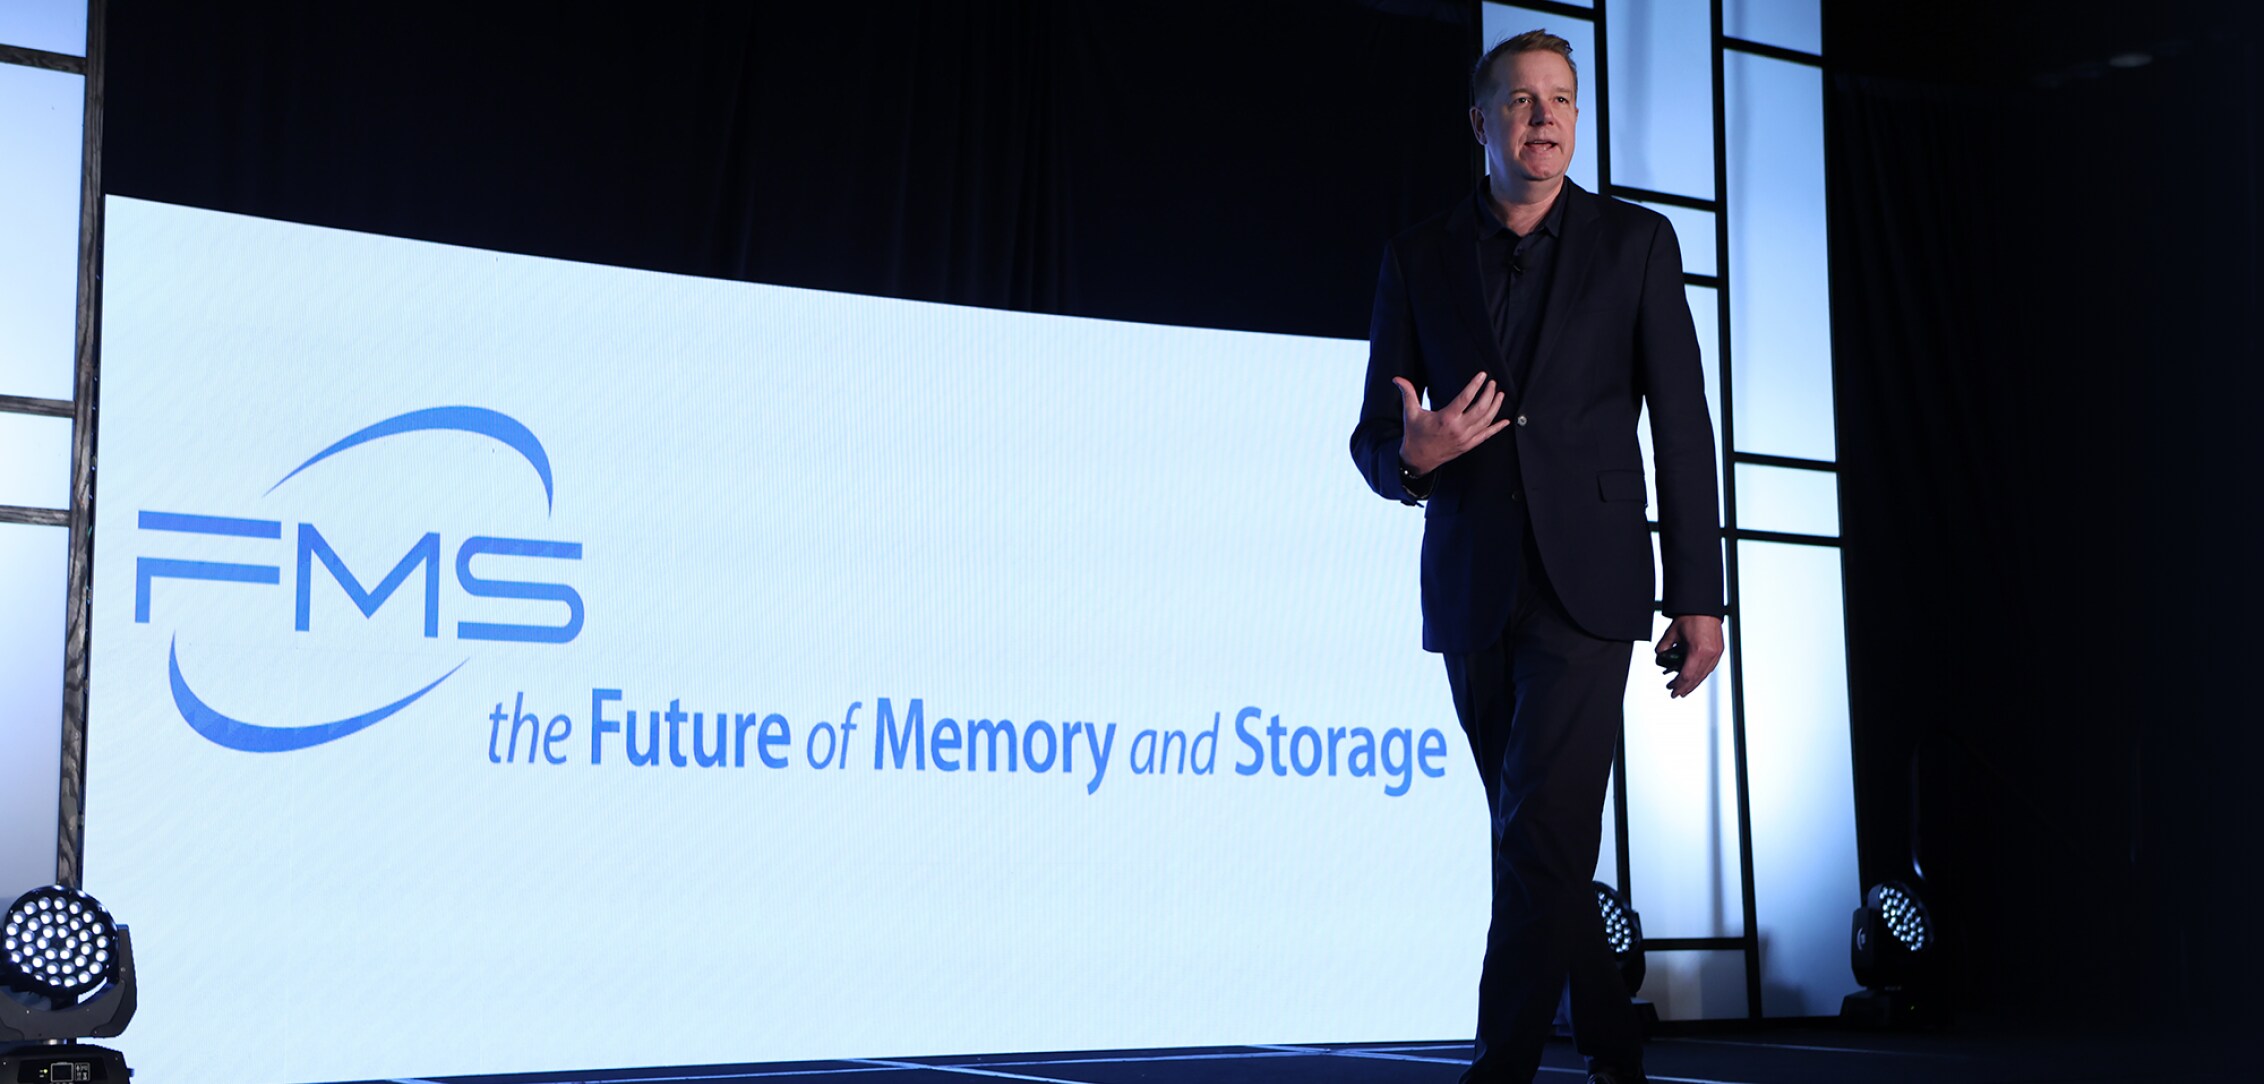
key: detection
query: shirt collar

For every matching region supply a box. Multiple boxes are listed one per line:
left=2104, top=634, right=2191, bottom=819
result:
left=1472, top=177, right=1570, bottom=241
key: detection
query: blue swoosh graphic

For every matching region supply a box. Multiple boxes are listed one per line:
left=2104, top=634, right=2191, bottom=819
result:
left=265, top=406, right=555, bottom=512
left=169, top=637, right=467, bottom=753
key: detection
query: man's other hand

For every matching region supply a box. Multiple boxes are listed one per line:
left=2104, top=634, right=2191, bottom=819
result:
left=1655, top=615, right=1724, bottom=698
left=1396, top=372, right=1512, bottom=476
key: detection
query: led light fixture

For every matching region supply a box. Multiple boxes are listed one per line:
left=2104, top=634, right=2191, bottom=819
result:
left=1872, top=883, right=1931, bottom=954
left=1595, top=880, right=1647, bottom=994
left=1, top=885, right=137, bottom=1083
left=1841, top=879, right=1940, bottom=1027
left=1554, top=881, right=1654, bottom=1037
left=1850, top=879, right=1933, bottom=988
left=4, top=886, right=118, bottom=999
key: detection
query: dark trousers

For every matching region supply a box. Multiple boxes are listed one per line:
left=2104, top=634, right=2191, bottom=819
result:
left=1445, top=571, right=1640, bottom=1083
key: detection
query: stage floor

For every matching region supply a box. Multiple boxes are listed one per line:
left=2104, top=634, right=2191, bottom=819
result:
left=360, top=1027, right=2206, bottom=1084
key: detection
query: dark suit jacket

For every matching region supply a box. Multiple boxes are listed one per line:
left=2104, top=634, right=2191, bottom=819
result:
left=1350, top=181, right=1726, bottom=651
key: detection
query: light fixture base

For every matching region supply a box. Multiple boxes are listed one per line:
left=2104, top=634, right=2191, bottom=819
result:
left=0, top=1041, right=132, bottom=1082
left=1839, top=987, right=1942, bottom=1029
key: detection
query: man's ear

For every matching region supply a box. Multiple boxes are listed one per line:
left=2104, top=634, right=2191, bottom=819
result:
left=1468, top=105, right=1487, bottom=146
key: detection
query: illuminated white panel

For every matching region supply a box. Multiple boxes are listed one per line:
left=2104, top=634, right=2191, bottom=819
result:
left=0, top=412, right=72, bottom=509
left=1734, top=463, right=1838, bottom=537
left=0, top=522, right=66, bottom=900
left=0, top=0, right=85, bottom=55
left=88, top=197, right=1492, bottom=1082
left=1635, top=284, right=1724, bottom=524
left=0, top=63, right=82, bottom=401
left=1622, top=614, right=1742, bottom=942
left=1481, top=4, right=1598, bottom=195
left=1725, top=52, right=1831, bottom=460
left=1737, top=540, right=1857, bottom=1017
left=1636, top=948, right=1748, bottom=1021
left=1631, top=201, right=1716, bottom=277
left=1726, top=0, right=1821, bottom=55
left=1605, top=0, right=1714, bottom=200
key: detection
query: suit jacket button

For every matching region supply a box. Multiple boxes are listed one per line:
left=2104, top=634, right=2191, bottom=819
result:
left=1515, top=414, right=1529, bottom=427
left=1511, top=491, right=1523, bottom=501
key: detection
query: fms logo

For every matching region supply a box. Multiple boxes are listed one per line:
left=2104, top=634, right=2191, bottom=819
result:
left=134, top=406, right=582, bottom=752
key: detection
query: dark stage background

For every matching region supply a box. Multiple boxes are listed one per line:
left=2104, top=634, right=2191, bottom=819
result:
left=102, top=0, right=2262, bottom=1044
left=103, top=0, right=1474, bottom=339
left=1828, top=0, right=2263, bottom=1041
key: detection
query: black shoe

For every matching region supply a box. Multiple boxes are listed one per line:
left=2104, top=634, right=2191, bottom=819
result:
left=1587, top=1069, right=1648, bottom=1084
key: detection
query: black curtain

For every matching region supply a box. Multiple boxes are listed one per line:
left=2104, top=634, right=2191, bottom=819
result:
left=103, top=0, right=1475, bottom=340
left=1828, top=0, right=2263, bottom=1038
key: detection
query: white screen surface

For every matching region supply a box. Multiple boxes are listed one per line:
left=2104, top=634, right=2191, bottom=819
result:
left=85, top=197, right=1486, bottom=1082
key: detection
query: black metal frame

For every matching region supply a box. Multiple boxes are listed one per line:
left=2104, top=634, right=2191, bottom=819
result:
left=1508, top=0, right=1599, bottom=22
left=0, top=507, right=68, bottom=528
left=1479, top=0, right=1834, bottom=1022
left=1611, top=183, right=1714, bottom=212
left=57, top=0, right=107, bottom=890
left=0, top=394, right=72, bottom=417
left=0, top=42, right=81, bottom=75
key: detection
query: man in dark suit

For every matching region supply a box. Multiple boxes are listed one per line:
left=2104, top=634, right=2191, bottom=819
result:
left=1349, top=30, right=1726, bottom=1084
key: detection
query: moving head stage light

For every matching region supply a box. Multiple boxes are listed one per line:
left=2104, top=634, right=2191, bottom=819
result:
left=1597, top=881, right=1647, bottom=995
left=1556, top=882, right=1657, bottom=1035
left=1841, top=879, right=1939, bottom=1027
left=1, top=885, right=137, bottom=1082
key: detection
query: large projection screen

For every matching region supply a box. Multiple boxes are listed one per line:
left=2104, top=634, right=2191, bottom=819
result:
left=85, top=196, right=1489, bottom=1083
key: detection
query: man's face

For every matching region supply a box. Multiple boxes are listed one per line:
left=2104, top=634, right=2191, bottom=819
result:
left=1470, top=50, right=1579, bottom=185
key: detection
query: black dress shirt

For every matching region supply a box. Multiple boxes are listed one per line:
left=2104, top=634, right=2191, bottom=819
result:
left=1401, top=180, right=1568, bottom=499
left=1473, top=180, right=1567, bottom=395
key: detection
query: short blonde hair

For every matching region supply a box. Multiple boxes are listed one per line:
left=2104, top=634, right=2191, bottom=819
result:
left=1473, top=29, right=1578, bottom=105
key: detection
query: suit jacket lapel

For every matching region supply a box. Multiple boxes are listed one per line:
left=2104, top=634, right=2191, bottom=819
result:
left=1440, top=198, right=1511, bottom=397
left=1525, top=181, right=1602, bottom=399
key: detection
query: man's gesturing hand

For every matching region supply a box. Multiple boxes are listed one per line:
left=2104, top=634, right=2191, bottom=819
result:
left=1656, top=615, right=1725, bottom=699
left=1396, top=372, right=1512, bottom=476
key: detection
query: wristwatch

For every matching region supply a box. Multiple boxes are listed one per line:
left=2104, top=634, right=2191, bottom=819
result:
left=1398, top=460, right=1434, bottom=499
